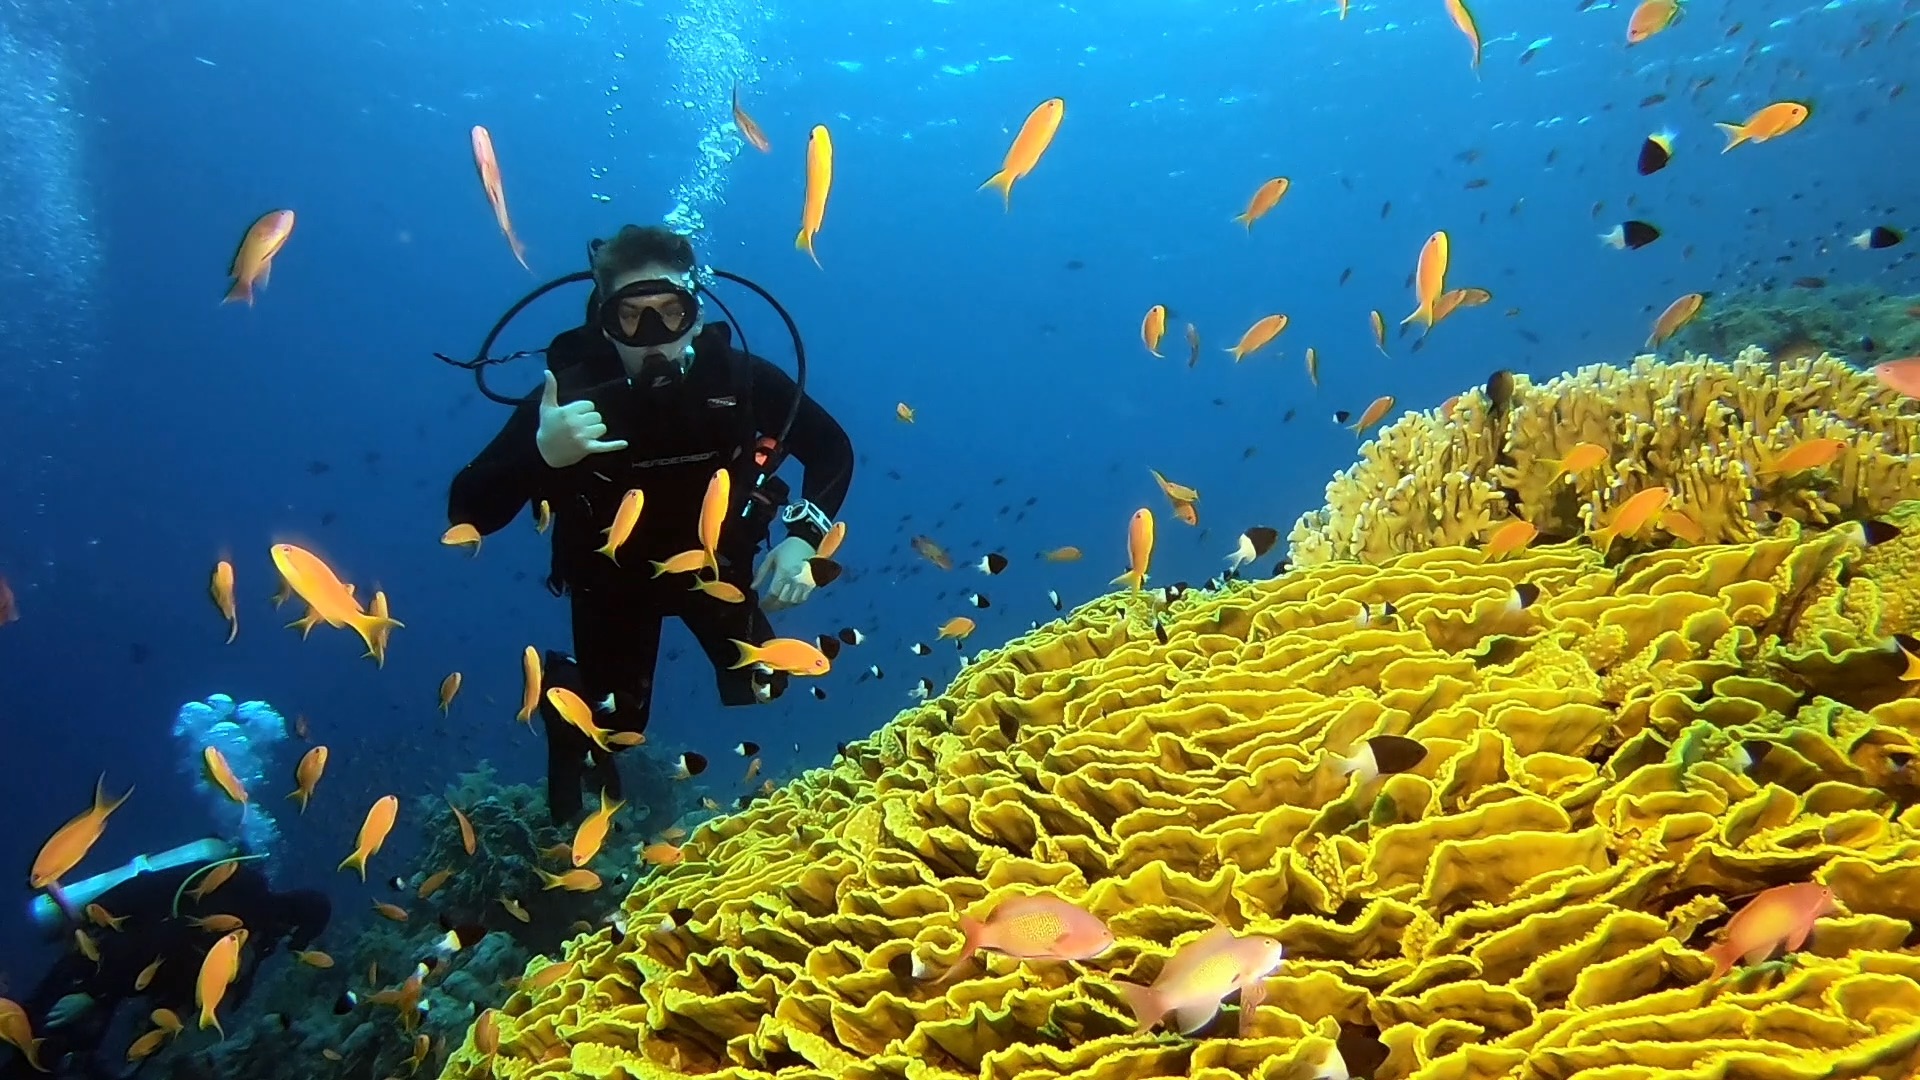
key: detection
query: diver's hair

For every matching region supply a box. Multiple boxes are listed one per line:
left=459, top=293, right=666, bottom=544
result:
left=592, top=225, right=696, bottom=291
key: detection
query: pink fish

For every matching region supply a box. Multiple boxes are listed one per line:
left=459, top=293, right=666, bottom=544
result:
left=1114, top=925, right=1284, bottom=1036
left=470, top=125, right=530, bottom=270
left=1872, top=357, right=1920, bottom=399
left=958, top=895, right=1114, bottom=961
left=1704, top=882, right=1837, bottom=977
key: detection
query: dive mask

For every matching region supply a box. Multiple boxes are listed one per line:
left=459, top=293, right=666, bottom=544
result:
left=598, top=278, right=699, bottom=348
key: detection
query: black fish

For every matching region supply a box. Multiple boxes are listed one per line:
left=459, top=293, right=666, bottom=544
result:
left=1486, top=369, right=1516, bottom=421
left=1853, top=225, right=1904, bottom=250
left=1604, top=220, right=1661, bottom=249
left=1636, top=132, right=1674, bottom=175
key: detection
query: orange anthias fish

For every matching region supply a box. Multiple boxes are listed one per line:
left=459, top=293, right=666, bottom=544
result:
left=1547, top=442, right=1610, bottom=482
left=1042, top=546, right=1082, bottom=563
left=438, top=672, right=463, bottom=715
left=1756, top=437, right=1848, bottom=476
left=960, top=896, right=1114, bottom=961
left=1647, top=292, right=1705, bottom=347
left=980, top=97, right=1065, bottom=210
left=731, top=637, right=832, bottom=676
left=1705, top=883, right=1837, bottom=977
left=641, top=842, right=684, bottom=866
left=937, top=616, right=976, bottom=642
left=32, top=775, right=134, bottom=888
left=537, top=868, right=602, bottom=892
left=730, top=83, right=771, bottom=153
left=338, top=795, right=400, bottom=881
left=1232, top=177, right=1289, bottom=230
left=1184, top=323, right=1201, bottom=368
left=596, top=489, right=645, bottom=564
left=224, top=210, right=295, bottom=307
left=1626, top=0, right=1681, bottom=44
left=1442, top=0, right=1482, bottom=71
left=1401, top=230, right=1451, bottom=329
left=1716, top=102, right=1810, bottom=152
left=417, top=870, right=453, bottom=900
left=209, top=560, right=238, bottom=644
left=449, top=800, right=478, bottom=856
left=187, top=861, right=238, bottom=903
left=1113, top=926, right=1285, bottom=1037
left=196, top=929, right=248, bottom=1037
left=287, top=745, right=327, bottom=814
left=517, top=646, right=543, bottom=724
left=816, top=520, right=848, bottom=561
left=896, top=402, right=916, bottom=424
left=1226, top=315, right=1287, bottom=361
left=1432, top=287, right=1491, bottom=324
left=572, top=790, right=625, bottom=866
left=0, top=998, right=47, bottom=1071
left=547, top=686, right=617, bottom=752
left=440, top=523, right=482, bottom=555
left=1872, top=357, right=1920, bottom=399
left=1485, top=520, right=1539, bottom=560
left=1589, top=486, right=1673, bottom=554
left=363, top=590, right=398, bottom=668
left=1350, top=395, right=1396, bottom=437
left=796, top=125, right=834, bottom=268
left=699, top=469, right=730, bottom=573
left=474, top=1010, right=501, bottom=1057
left=1141, top=305, right=1167, bottom=357
left=1150, top=469, right=1200, bottom=505
left=270, top=544, right=401, bottom=655
left=1369, top=309, right=1389, bottom=356
left=202, top=748, right=248, bottom=807
left=1112, top=508, right=1155, bottom=593
left=469, top=125, right=530, bottom=270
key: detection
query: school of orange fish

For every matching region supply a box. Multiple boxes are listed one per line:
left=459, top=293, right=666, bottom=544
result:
left=4, top=0, right=1914, bottom=1067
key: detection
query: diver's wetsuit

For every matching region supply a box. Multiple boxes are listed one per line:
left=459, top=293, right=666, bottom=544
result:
left=447, top=321, right=853, bottom=823
left=3, top=861, right=329, bottom=1080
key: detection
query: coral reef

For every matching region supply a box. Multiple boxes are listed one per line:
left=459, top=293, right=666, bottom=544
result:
left=1286, top=349, right=1920, bottom=568
left=1669, top=285, right=1920, bottom=365
left=437, top=503, right=1920, bottom=1080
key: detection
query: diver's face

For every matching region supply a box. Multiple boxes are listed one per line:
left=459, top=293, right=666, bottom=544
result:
left=606, top=263, right=699, bottom=374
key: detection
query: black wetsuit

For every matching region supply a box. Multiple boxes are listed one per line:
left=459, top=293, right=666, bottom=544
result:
left=3, top=859, right=329, bottom=1080
left=448, top=321, right=853, bottom=822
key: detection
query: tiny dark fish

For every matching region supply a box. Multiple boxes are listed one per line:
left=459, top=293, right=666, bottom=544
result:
left=1640, top=93, right=1668, bottom=108
left=306, top=460, right=331, bottom=476
left=1380, top=201, right=1392, bottom=219
left=1486, top=369, right=1515, bottom=421
left=1792, top=277, right=1827, bottom=289
left=1064, top=259, right=1085, bottom=270
left=1464, top=177, right=1490, bottom=189
left=1339, top=267, right=1353, bottom=285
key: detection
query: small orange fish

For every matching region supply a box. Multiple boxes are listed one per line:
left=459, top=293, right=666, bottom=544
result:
left=1149, top=469, right=1200, bottom=505
left=338, top=795, right=400, bottom=881
left=196, top=929, right=248, bottom=1037
left=1485, top=520, right=1538, bottom=560
left=730, top=637, right=832, bottom=676
left=294, top=950, right=334, bottom=968
left=475, top=1009, right=501, bottom=1057
left=958, top=896, right=1114, bottom=961
left=209, top=561, right=238, bottom=644
left=224, top=210, right=295, bottom=307
left=188, top=914, right=243, bottom=933
left=699, top=468, right=731, bottom=573
left=440, top=523, right=482, bottom=555
left=1717, top=102, right=1809, bottom=151
left=1432, top=286, right=1492, bottom=324
left=127, top=1029, right=168, bottom=1062
left=270, top=544, right=401, bottom=656
left=1042, top=546, right=1082, bottom=563
left=1647, top=292, right=1705, bottom=347
left=1112, top=508, right=1155, bottom=593
left=534, top=499, right=552, bottom=534
left=1305, top=346, right=1320, bottom=387
left=1442, top=0, right=1482, bottom=71
left=796, top=125, right=834, bottom=267
left=1226, top=314, right=1288, bottom=361
left=1661, top=509, right=1706, bottom=544
left=1113, top=926, right=1284, bottom=1037
left=536, top=868, right=602, bottom=892
left=1141, top=305, right=1167, bottom=357
left=500, top=897, right=531, bottom=923
left=1170, top=500, right=1198, bottom=527
left=1369, top=309, right=1389, bottom=356
left=981, top=98, right=1065, bottom=210
left=896, top=402, right=916, bottom=423
left=372, top=901, right=409, bottom=923
left=1589, top=487, right=1673, bottom=554
left=1350, top=394, right=1396, bottom=437
left=85, top=903, right=126, bottom=932
left=731, top=83, right=771, bottom=153
left=1872, top=357, right=1920, bottom=399
left=0, top=999, right=47, bottom=1071
left=572, top=789, right=625, bottom=866
left=187, top=861, right=237, bottom=903
left=202, top=748, right=248, bottom=806
left=74, top=929, right=101, bottom=965
left=417, top=869, right=453, bottom=900
left=1401, top=231, right=1451, bottom=329
left=438, top=672, right=462, bottom=715
left=547, top=686, right=616, bottom=752
left=816, top=520, right=848, bottom=561
left=517, top=646, right=543, bottom=724
left=524, top=960, right=576, bottom=991
left=1704, top=882, right=1837, bottom=977
left=1184, top=323, right=1201, bottom=368
left=937, top=616, right=976, bottom=641
left=596, top=489, right=645, bottom=564
left=363, top=589, right=399, bottom=668
left=1755, top=437, right=1847, bottom=475
left=641, top=842, right=684, bottom=866
left=469, top=125, right=530, bottom=270
left=691, top=578, right=746, bottom=603
left=449, top=800, right=478, bottom=856
left=287, top=745, right=327, bottom=814
left=31, top=775, right=133, bottom=888
left=1232, top=177, right=1289, bottom=230
left=1546, top=442, right=1610, bottom=482
left=1626, top=0, right=1681, bottom=44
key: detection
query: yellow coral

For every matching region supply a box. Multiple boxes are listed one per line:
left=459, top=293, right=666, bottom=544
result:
left=1287, top=349, right=1920, bottom=569
left=437, top=506, right=1920, bottom=1080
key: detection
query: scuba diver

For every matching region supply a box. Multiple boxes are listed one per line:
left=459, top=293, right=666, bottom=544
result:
left=446, top=224, right=854, bottom=825
left=8, top=839, right=330, bottom=1079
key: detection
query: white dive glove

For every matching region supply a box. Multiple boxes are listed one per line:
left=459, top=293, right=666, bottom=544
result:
left=752, top=536, right=818, bottom=611
left=536, top=370, right=629, bottom=469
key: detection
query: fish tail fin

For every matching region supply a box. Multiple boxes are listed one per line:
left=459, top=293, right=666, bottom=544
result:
left=1110, top=571, right=1143, bottom=593
left=510, top=233, right=530, bottom=272
left=225, top=619, right=237, bottom=645
left=287, top=788, right=309, bottom=814
left=795, top=229, right=822, bottom=269
left=1112, top=981, right=1166, bottom=1033
left=222, top=279, right=253, bottom=306
left=1231, top=212, right=1252, bottom=230
left=1589, top=526, right=1617, bottom=556
left=958, top=915, right=989, bottom=958
left=98, top=776, right=133, bottom=818
left=346, top=613, right=402, bottom=657
left=649, top=561, right=670, bottom=578
left=728, top=639, right=760, bottom=669
left=337, top=850, right=367, bottom=881
left=1703, top=939, right=1736, bottom=978
left=979, top=171, right=1014, bottom=211
left=1400, top=302, right=1433, bottom=329
left=1715, top=122, right=1747, bottom=152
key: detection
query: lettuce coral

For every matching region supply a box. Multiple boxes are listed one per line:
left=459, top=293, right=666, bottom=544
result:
left=1285, top=348, right=1920, bottom=569
left=437, top=501, right=1920, bottom=1080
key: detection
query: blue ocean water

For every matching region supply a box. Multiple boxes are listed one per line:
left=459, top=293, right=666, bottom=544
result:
left=0, top=0, right=1913, bottom=1008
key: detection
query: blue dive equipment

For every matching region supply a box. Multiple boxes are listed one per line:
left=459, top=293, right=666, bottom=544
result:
left=29, top=838, right=237, bottom=934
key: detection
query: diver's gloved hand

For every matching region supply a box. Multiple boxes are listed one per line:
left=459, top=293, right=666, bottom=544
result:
left=536, top=371, right=630, bottom=469
left=752, top=536, right=818, bottom=611
left=47, top=993, right=93, bottom=1028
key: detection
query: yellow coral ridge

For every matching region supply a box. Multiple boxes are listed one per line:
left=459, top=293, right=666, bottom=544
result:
left=440, top=369, right=1920, bottom=1080
left=1287, top=349, right=1920, bottom=568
